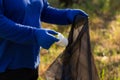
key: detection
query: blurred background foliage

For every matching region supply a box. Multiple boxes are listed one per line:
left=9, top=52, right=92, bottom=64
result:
left=39, top=0, right=120, bottom=80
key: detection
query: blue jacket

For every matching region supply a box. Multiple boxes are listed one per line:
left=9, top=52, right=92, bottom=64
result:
left=0, top=0, right=72, bottom=72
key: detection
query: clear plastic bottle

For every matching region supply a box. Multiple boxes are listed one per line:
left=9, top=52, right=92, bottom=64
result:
left=56, top=33, right=68, bottom=47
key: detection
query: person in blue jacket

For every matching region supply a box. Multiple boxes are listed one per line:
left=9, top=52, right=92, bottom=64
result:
left=0, top=0, right=88, bottom=80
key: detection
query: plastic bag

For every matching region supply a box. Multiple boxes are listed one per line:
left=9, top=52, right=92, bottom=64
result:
left=45, top=15, right=99, bottom=80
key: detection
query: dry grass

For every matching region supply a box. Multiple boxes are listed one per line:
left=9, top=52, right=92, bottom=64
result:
left=38, top=1, right=120, bottom=77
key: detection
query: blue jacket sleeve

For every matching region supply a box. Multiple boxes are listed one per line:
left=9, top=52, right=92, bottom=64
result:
left=41, top=0, right=71, bottom=25
left=0, top=0, right=36, bottom=45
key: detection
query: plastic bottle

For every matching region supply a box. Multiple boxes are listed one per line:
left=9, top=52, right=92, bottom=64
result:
left=56, top=33, right=68, bottom=47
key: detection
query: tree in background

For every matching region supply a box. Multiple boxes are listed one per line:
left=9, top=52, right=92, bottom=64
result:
left=59, top=0, right=72, bottom=7
left=59, top=0, right=84, bottom=7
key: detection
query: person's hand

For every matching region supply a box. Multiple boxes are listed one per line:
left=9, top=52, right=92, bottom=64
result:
left=35, top=28, right=59, bottom=49
left=67, top=9, right=88, bottom=23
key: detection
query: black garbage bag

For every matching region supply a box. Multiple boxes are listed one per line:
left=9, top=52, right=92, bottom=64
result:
left=45, top=15, right=100, bottom=80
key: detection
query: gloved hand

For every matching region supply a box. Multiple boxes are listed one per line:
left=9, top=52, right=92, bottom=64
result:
left=35, top=28, right=59, bottom=49
left=67, top=9, right=88, bottom=23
